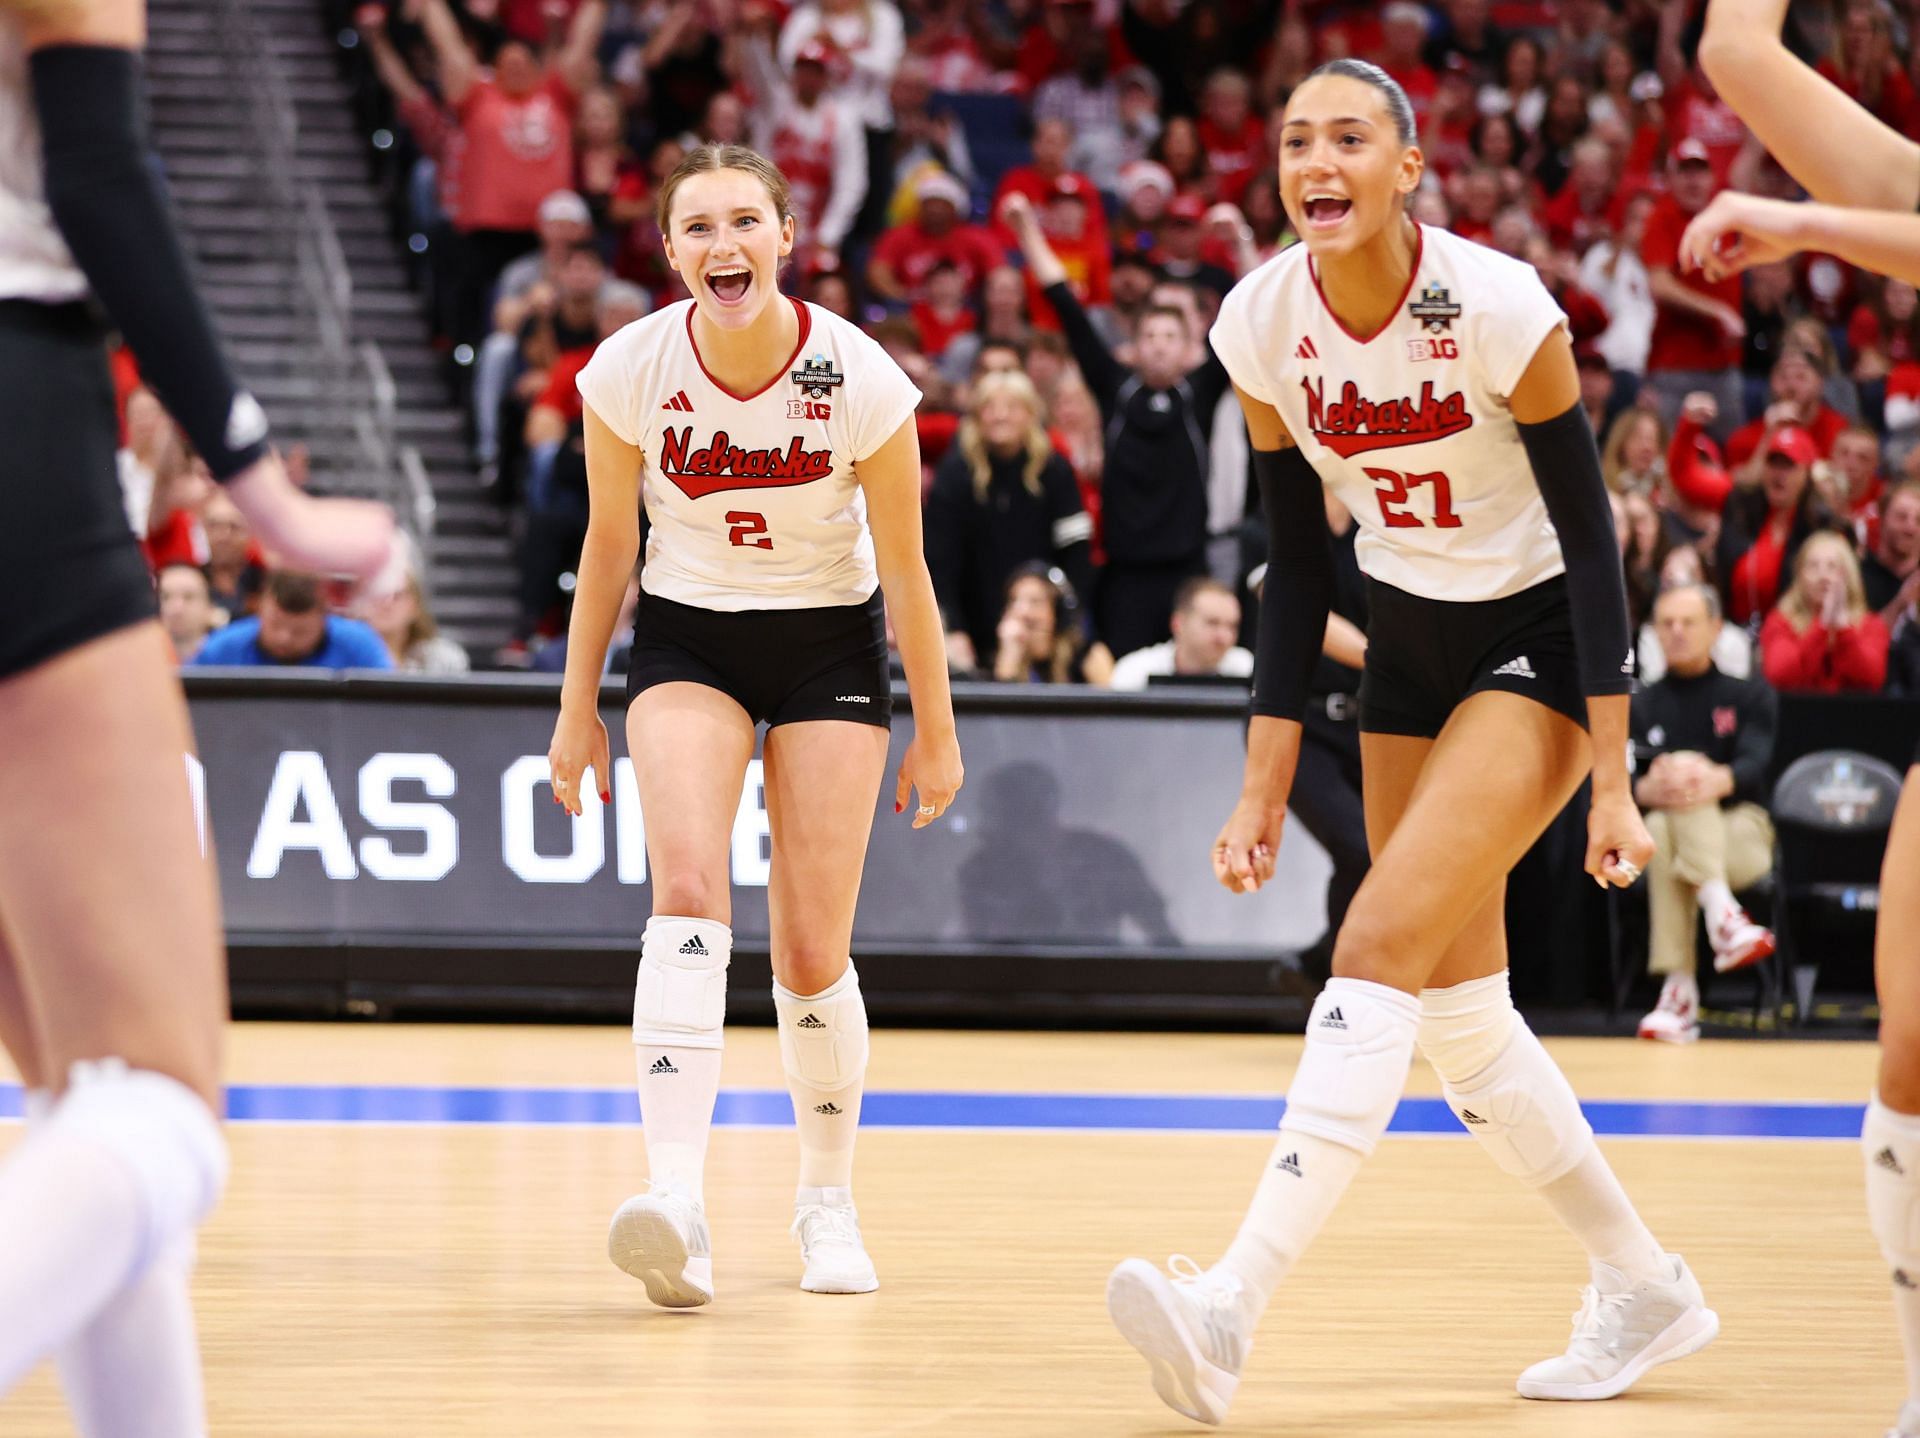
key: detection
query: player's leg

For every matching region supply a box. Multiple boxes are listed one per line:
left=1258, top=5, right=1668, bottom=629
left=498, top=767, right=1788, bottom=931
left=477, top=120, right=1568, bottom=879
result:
left=761, top=716, right=891, bottom=1294
left=606, top=681, right=753, bottom=1309
left=0, top=925, right=46, bottom=1096
left=0, top=624, right=227, bottom=1430
left=1866, top=770, right=1920, bottom=1438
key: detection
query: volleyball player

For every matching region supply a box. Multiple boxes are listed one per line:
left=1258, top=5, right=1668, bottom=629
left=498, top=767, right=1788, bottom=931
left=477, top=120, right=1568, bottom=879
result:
left=547, top=144, right=961, bottom=1306
left=0, top=1, right=394, bottom=1431
left=1105, top=61, right=1717, bottom=1425
left=1676, top=5, right=1920, bottom=1432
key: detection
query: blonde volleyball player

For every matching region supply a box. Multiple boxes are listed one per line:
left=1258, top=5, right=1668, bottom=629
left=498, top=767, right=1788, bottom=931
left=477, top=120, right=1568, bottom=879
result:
left=1105, top=60, right=1717, bottom=1425
left=0, top=0, right=394, bottom=1430
left=1675, top=5, right=1920, bottom=1433
left=546, top=144, right=962, bottom=1306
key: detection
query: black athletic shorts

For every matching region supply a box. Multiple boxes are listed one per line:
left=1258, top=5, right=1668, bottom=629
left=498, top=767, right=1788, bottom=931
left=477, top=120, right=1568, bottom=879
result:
left=625, top=587, right=892, bottom=729
left=0, top=299, right=157, bottom=682
left=1358, top=573, right=1588, bottom=738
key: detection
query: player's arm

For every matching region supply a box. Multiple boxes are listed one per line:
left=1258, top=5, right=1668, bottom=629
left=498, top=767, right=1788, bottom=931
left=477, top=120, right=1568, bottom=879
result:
left=1509, top=327, right=1648, bottom=888
left=857, top=417, right=963, bottom=828
left=1698, top=0, right=1920, bottom=213
left=1217, top=385, right=1324, bottom=895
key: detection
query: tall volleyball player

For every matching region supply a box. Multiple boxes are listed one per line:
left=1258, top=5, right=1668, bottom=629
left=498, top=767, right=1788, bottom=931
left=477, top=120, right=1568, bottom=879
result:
left=1105, top=61, right=1717, bottom=1425
left=547, top=144, right=961, bottom=1305
left=0, top=0, right=394, bottom=1431
left=1677, top=4, right=1920, bottom=1433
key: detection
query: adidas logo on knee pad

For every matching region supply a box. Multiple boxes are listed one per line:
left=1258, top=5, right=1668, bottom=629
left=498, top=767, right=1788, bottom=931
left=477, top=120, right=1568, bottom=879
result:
left=1319, top=1006, right=1347, bottom=1030
left=679, top=936, right=709, bottom=956
left=797, top=1014, right=827, bottom=1029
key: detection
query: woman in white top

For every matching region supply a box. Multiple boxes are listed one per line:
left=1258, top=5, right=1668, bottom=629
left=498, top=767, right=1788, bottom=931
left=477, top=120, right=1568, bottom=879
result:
left=547, top=143, right=960, bottom=1307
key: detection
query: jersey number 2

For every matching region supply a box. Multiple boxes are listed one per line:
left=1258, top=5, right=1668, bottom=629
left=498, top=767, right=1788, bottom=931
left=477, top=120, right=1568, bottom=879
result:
left=727, top=511, right=772, bottom=549
left=1366, top=467, right=1462, bottom=529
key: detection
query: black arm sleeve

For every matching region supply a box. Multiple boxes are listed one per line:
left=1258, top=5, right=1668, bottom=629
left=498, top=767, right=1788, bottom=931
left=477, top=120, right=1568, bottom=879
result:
left=1515, top=403, right=1634, bottom=697
left=31, top=46, right=270, bottom=480
left=1249, top=445, right=1333, bottom=721
left=1042, top=280, right=1128, bottom=410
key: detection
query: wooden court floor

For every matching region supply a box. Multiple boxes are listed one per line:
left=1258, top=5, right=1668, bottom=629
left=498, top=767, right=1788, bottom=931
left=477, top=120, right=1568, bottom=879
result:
left=0, top=1024, right=1900, bottom=1436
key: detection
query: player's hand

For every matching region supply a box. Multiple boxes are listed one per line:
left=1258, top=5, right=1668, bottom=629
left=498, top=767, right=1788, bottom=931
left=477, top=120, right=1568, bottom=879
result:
left=895, top=727, right=963, bottom=829
left=1587, top=787, right=1654, bottom=888
left=226, top=452, right=397, bottom=580
left=1680, top=191, right=1803, bottom=283
left=547, top=705, right=612, bottom=816
left=1212, top=795, right=1283, bottom=894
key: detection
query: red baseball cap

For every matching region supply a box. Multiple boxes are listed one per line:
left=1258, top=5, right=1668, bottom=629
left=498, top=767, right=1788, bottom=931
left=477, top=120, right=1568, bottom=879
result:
left=1166, top=194, right=1207, bottom=223
left=1764, top=426, right=1818, bottom=467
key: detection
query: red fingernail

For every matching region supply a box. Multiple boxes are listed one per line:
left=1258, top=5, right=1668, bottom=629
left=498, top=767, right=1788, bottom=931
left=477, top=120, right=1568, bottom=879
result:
left=894, top=801, right=903, bottom=813
left=600, top=791, right=610, bottom=803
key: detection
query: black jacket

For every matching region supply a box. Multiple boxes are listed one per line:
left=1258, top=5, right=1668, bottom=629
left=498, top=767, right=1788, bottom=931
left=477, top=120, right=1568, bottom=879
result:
left=1629, top=664, right=1778, bottom=807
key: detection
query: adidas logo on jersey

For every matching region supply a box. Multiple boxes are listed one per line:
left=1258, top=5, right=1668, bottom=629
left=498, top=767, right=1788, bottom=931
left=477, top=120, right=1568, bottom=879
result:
left=679, top=936, right=709, bottom=956
left=1878, top=1146, right=1906, bottom=1175
left=1319, top=1005, right=1348, bottom=1030
left=796, top=1014, right=827, bottom=1029
left=1295, top=336, right=1318, bottom=360
left=661, top=390, right=695, bottom=412
left=1491, top=655, right=1537, bottom=680
left=649, top=1055, right=679, bottom=1075
left=1275, top=1151, right=1303, bottom=1177
left=1459, top=1108, right=1488, bottom=1125
left=813, top=1101, right=843, bottom=1116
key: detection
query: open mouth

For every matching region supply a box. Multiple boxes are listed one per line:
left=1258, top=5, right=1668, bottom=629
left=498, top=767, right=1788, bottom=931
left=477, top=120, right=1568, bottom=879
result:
left=1303, top=197, right=1352, bottom=228
left=707, top=267, right=752, bottom=304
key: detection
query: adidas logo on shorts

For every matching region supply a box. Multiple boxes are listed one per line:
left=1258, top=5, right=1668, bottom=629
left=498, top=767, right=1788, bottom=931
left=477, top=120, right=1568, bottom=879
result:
left=1275, top=1151, right=1303, bottom=1177
left=1319, top=1005, right=1348, bottom=1030
left=680, top=936, right=708, bottom=956
left=649, top=1055, right=679, bottom=1075
left=813, top=1102, right=843, bottom=1116
left=1491, top=655, right=1537, bottom=680
left=796, top=1014, right=827, bottom=1029
left=1878, top=1145, right=1906, bottom=1175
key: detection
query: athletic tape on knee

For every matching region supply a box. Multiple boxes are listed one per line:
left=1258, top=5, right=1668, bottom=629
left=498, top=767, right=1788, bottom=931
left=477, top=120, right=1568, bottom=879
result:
left=1417, top=971, right=1518, bottom=1084
left=772, top=964, right=869, bottom=1093
left=1438, top=1018, right=1593, bottom=1187
left=1866, top=1097, right=1920, bottom=1278
left=1279, top=977, right=1421, bottom=1157
left=632, top=915, right=731, bottom=1051
left=53, top=1060, right=226, bottom=1270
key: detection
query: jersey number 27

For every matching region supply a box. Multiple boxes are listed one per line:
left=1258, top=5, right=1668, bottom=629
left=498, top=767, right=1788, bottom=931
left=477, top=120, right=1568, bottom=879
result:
left=1365, top=467, right=1462, bottom=529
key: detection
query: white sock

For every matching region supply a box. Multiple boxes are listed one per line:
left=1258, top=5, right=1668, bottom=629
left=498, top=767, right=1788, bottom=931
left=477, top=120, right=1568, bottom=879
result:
left=0, top=1061, right=224, bottom=1399
left=630, top=916, right=729, bottom=1203
left=1866, top=1096, right=1920, bottom=1405
left=21, top=1089, right=207, bottom=1438
left=1219, top=978, right=1421, bottom=1320
left=773, top=965, right=869, bottom=1192
left=1536, top=1149, right=1670, bottom=1283
left=634, top=1046, right=722, bottom=1202
left=1697, top=879, right=1737, bottom=933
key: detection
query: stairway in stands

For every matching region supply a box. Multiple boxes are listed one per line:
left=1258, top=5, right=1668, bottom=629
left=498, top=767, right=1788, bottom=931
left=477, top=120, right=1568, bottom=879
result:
left=141, top=0, right=516, bottom=656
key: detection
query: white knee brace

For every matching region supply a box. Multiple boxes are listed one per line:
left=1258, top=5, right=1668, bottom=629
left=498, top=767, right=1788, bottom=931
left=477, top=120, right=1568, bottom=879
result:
left=1279, top=978, right=1422, bottom=1158
left=55, top=1060, right=227, bottom=1271
left=1866, top=1097, right=1920, bottom=1281
left=632, top=915, right=730, bottom=1052
left=1421, top=978, right=1592, bottom=1188
left=772, top=964, right=869, bottom=1094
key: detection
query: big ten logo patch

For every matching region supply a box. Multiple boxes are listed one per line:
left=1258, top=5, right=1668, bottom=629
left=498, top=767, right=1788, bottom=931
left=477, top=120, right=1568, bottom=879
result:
left=1406, top=337, right=1458, bottom=363
left=788, top=399, right=832, bottom=420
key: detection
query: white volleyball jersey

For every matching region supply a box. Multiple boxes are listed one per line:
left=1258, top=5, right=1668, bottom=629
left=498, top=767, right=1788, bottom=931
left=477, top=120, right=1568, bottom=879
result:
left=1211, top=224, right=1569, bottom=603
left=576, top=297, right=921, bottom=611
left=0, top=25, right=87, bottom=304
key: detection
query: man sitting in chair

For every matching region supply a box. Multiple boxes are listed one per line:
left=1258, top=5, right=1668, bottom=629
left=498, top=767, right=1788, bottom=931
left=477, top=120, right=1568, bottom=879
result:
left=1630, top=582, right=1779, bottom=1043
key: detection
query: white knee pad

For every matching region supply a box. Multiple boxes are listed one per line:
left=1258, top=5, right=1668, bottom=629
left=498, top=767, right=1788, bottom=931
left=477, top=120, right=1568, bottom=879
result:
left=773, top=964, right=869, bottom=1094
left=1866, top=1097, right=1920, bottom=1279
left=632, top=915, right=730, bottom=1052
left=54, top=1060, right=227, bottom=1270
left=1417, top=971, right=1518, bottom=1084
left=1437, top=1018, right=1593, bottom=1187
left=1279, top=977, right=1421, bottom=1158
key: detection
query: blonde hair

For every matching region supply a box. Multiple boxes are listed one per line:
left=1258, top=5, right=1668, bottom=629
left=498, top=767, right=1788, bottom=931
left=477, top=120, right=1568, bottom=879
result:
left=1601, top=406, right=1666, bottom=493
left=655, top=143, right=794, bottom=233
left=957, top=370, right=1051, bottom=504
left=1778, top=530, right=1869, bottom=631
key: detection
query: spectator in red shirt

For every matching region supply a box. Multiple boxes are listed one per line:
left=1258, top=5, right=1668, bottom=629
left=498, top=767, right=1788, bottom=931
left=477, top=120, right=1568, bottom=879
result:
left=1641, top=138, right=1745, bottom=438
left=574, top=87, right=647, bottom=237
left=1448, top=163, right=1501, bottom=244
left=1667, top=390, right=1736, bottom=539
left=1150, top=195, right=1235, bottom=304
left=1421, top=59, right=1481, bottom=180
left=1195, top=68, right=1265, bottom=205
left=416, top=0, right=606, bottom=347
left=1718, top=425, right=1845, bottom=627
left=910, top=260, right=977, bottom=359
left=1019, top=174, right=1112, bottom=331
left=1817, top=0, right=1920, bottom=139
left=1541, top=136, right=1616, bottom=254
left=1760, top=531, right=1890, bottom=693
left=1656, top=15, right=1749, bottom=185
left=1372, top=3, right=1438, bottom=128
left=993, top=117, right=1105, bottom=249
left=1151, top=115, right=1209, bottom=201
left=1111, top=159, right=1176, bottom=262
left=867, top=170, right=1004, bottom=304
left=1726, top=347, right=1850, bottom=482
left=1848, top=275, right=1920, bottom=380
left=1831, top=425, right=1889, bottom=553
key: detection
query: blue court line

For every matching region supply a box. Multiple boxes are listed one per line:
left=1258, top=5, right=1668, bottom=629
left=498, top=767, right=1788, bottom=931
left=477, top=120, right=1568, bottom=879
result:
left=0, top=1083, right=1871, bottom=1140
